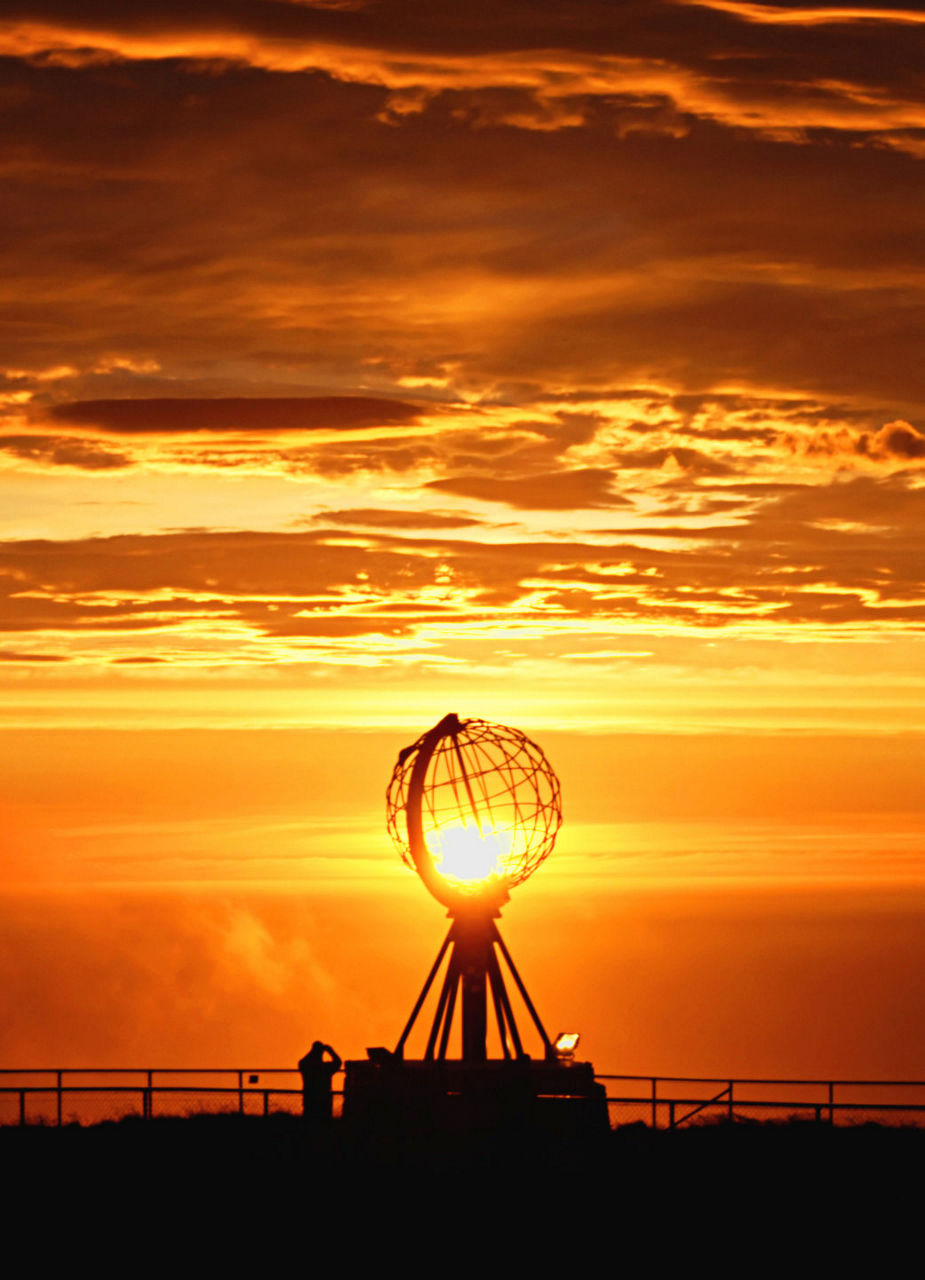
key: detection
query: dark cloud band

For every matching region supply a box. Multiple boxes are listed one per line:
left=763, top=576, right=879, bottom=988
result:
left=49, top=396, right=423, bottom=434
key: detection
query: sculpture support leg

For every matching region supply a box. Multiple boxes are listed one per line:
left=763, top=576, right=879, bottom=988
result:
left=396, top=912, right=550, bottom=1064
left=456, top=914, right=494, bottom=1063
left=396, top=923, right=453, bottom=1058
left=425, top=945, right=460, bottom=1061
left=487, top=944, right=525, bottom=1059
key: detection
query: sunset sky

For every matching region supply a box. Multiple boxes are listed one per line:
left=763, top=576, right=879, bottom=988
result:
left=2, top=1, right=924, bottom=1082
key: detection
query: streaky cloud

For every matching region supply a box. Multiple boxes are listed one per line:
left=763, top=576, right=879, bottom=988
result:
left=49, top=396, right=423, bottom=434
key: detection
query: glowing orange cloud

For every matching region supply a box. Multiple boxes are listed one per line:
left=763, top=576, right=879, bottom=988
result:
left=686, top=2, right=925, bottom=26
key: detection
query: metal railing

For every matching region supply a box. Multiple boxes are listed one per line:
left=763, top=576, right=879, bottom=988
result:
left=0, top=1069, right=308, bottom=1127
left=1, top=1068, right=923, bottom=1128
left=597, top=1074, right=925, bottom=1129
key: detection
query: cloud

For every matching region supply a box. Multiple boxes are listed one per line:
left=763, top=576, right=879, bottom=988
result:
left=0, top=4, right=923, bottom=669
left=864, top=419, right=925, bottom=462
left=316, top=507, right=485, bottom=529
left=612, top=446, right=738, bottom=477
left=0, top=889, right=371, bottom=1065
left=427, top=467, right=628, bottom=509
left=685, top=2, right=925, bottom=28
left=1, top=467, right=923, bottom=667
left=0, top=649, right=68, bottom=662
left=0, top=433, right=131, bottom=469
left=2, top=43, right=924, bottom=412
left=2, top=0, right=925, bottom=144
left=49, top=396, right=423, bottom=433
left=791, top=417, right=925, bottom=466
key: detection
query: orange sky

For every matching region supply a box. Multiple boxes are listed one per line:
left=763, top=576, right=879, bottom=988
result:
left=1, top=1, right=923, bottom=1078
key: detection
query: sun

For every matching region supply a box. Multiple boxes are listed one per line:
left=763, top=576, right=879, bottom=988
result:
left=425, top=822, right=513, bottom=890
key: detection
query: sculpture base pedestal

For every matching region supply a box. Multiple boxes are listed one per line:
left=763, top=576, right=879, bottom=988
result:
left=342, top=1057, right=609, bottom=1139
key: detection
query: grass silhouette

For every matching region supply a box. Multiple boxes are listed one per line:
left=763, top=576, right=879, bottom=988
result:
left=3, top=1112, right=919, bottom=1263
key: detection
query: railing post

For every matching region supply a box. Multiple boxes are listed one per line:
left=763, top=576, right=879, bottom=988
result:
left=19, top=1089, right=26, bottom=1126
left=669, top=1100, right=676, bottom=1129
left=238, top=1070, right=244, bottom=1115
left=828, top=1081, right=835, bottom=1125
left=651, top=1077, right=658, bottom=1130
left=146, top=1070, right=153, bottom=1120
left=728, top=1080, right=734, bottom=1122
left=263, top=1090, right=270, bottom=1117
left=57, top=1071, right=63, bottom=1127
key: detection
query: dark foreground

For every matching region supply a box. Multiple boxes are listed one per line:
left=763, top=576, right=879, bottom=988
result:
left=3, top=1115, right=921, bottom=1262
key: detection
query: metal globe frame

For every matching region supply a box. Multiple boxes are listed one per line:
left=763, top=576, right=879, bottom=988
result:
left=388, top=713, right=562, bottom=1064
left=386, top=712, right=562, bottom=908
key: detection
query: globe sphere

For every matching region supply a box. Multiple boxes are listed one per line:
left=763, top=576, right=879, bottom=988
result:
left=386, top=714, right=562, bottom=901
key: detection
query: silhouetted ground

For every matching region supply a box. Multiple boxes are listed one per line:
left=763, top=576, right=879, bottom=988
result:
left=3, top=1115, right=920, bottom=1263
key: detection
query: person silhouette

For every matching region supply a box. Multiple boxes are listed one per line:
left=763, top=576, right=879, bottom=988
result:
left=298, top=1041, right=342, bottom=1126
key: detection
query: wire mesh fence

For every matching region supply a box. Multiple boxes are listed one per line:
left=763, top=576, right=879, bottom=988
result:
left=1, top=1069, right=923, bottom=1128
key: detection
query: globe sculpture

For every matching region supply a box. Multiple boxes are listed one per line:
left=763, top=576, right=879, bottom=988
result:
left=386, top=712, right=563, bottom=1064
left=386, top=712, right=562, bottom=910
left=341, top=712, right=609, bottom=1135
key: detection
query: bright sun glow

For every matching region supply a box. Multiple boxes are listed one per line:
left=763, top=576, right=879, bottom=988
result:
left=426, top=823, right=514, bottom=887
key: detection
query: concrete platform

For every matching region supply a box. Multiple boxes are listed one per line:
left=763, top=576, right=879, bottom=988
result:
left=342, top=1056, right=609, bottom=1137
